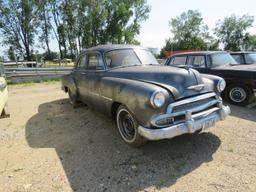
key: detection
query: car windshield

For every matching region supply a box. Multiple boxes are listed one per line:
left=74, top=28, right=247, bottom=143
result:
left=210, top=53, right=238, bottom=68
left=245, top=53, right=256, bottom=64
left=105, top=49, right=158, bottom=68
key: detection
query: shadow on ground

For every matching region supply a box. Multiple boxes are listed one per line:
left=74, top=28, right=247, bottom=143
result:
left=26, top=99, right=221, bottom=192
left=228, top=103, right=256, bottom=122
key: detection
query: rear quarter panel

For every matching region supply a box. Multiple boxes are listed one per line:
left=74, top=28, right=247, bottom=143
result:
left=0, top=77, right=8, bottom=114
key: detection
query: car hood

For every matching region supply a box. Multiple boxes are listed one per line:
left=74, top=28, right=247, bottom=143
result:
left=107, top=65, right=212, bottom=99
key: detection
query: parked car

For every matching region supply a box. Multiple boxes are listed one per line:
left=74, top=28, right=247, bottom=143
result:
left=62, top=45, right=230, bottom=147
left=0, top=62, right=9, bottom=118
left=165, top=51, right=256, bottom=105
left=231, top=52, right=256, bottom=64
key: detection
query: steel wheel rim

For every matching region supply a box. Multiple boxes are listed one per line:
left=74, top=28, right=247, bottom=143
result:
left=229, top=87, right=246, bottom=103
left=117, top=109, right=136, bottom=142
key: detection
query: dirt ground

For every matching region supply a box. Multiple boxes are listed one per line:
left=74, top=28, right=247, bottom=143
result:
left=0, top=82, right=255, bottom=192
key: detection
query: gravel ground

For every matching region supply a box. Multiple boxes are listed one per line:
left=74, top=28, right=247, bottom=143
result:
left=0, top=82, right=255, bottom=192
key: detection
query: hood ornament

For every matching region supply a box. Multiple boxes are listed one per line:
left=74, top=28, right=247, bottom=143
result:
left=187, top=84, right=204, bottom=91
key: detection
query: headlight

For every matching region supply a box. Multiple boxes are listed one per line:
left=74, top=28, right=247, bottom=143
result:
left=217, top=79, right=226, bottom=92
left=150, top=91, right=166, bottom=108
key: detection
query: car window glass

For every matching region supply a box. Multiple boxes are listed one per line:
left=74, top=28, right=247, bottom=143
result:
left=105, top=49, right=141, bottom=68
left=77, top=55, right=86, bottom=68
left=231, top=54, right=243, bottom=64
left=171, top=56, right=187, bottom=65
left=245, top=53, right=256, bottom=64
left=86, top=53, right=104, bottom=70
left=187, top=56, right=205, bottom=68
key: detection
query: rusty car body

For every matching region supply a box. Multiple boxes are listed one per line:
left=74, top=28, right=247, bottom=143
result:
left=62, top=45, right=230, bottom=147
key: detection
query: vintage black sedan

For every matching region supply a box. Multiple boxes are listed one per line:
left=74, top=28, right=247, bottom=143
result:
left=165, top=51, right=256, bottom=105
left=62, top=45, right=230, bottom=147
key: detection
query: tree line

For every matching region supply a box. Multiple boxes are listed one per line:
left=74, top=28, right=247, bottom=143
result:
left=0, top=0, right=150, bottom=61
left=160, top=10, right=256, bottom=57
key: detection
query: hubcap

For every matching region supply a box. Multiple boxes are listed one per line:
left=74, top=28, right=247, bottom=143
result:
left=229, top=87, right=247, bottom=103
left=117, top=109, right=136, bottom=142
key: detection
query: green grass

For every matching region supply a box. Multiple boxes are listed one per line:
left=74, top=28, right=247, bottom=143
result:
left=8, top=79, right=60, bottom=87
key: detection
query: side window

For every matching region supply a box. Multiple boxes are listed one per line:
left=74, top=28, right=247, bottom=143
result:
left=77, top=55, right=87, bottom=69
left=170, top=56, right=187, bottom=65
left=86, top=53, right=104, bottom=70
left=231, top=54, right=243, bottom=64
left=187, top=56, right=205, bottom=68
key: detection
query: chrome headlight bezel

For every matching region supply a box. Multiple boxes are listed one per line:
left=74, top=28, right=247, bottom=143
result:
left=150, top=91, right=166, bottom=108
left=217, top=78, right=226, bottom=92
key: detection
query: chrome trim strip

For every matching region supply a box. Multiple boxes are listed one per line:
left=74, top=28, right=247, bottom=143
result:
left=101, top=95, right=113, bottom=101
left=187, top=84, right=204, bottom=91
left=167, top=92, right=216, bottom=113
left=138, top=105, right=230, bottom=141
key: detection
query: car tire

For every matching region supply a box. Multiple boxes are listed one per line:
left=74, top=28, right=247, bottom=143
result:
left=116, top=105, right=147, bottom=147
left=1, top=104, right=10, bottom=118
left=68, top=88, right=81, bottom=108
left=225, top=85, right=253, bottom=106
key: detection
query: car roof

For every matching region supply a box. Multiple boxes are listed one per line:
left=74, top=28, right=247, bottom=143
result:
left=170, top=51, right=227, bottom=57
left=82, top=44, right=148, bottom=53
left=230, top=51, right=256, bottom=54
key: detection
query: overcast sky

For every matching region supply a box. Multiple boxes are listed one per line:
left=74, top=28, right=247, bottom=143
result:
left=137, top=0, right=256, bottom=50
left=1, top=0, right=256, bottom=56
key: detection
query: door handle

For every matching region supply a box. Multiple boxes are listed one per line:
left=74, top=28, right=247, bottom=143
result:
left=81, top=72, right=87, bottom=75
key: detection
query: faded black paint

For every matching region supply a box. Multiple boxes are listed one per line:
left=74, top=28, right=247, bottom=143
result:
left=62, top=45, right=222, bottom=128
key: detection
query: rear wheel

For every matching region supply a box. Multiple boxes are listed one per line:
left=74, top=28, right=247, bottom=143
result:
left=68, top=88, right=81, bottom=108
left=116, top=105, right=147, bottom=147
left=226, top=85, right=253, bottom=106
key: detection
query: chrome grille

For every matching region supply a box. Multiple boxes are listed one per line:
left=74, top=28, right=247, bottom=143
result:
left=173, top=97, right=216, bottom=114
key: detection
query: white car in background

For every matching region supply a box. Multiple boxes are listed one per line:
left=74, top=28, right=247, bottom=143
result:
left=0, top=62, right=9, bottom=118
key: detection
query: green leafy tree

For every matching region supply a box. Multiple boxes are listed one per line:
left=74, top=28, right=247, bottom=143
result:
left=169, top=10, right=210, bottom=50
left=214, top=14, right=254, bottom=51
left=0, top=0, right=41, bottom=61
left=8, top=46, right=15, bottom=60
left=160, top=10, right=217, bottom=58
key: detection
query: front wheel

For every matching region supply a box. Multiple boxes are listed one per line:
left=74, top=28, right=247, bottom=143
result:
left=225, top=85, right=253, bottom=106
left=116, top=105, right=147, bottom=147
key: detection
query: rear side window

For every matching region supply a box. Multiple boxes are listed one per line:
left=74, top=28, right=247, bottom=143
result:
left=232, top=54, right=244, bottom=64
left=170, top=56, right=187, bottom=65
left=187, top=56, right=205, bottom=68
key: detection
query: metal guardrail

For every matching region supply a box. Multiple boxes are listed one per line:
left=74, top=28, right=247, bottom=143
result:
left=4, top=67, right=73, bottom=83
left=5, top=67, right=73, bottom=77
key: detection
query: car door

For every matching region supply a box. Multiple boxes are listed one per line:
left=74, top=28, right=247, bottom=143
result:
left=79, top=52, right=105, bottom=107
left=72, top=53, right=88, bottom=102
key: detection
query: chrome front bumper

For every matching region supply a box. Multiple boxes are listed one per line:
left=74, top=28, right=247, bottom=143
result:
left=138, top=104, right=230, bottom=141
